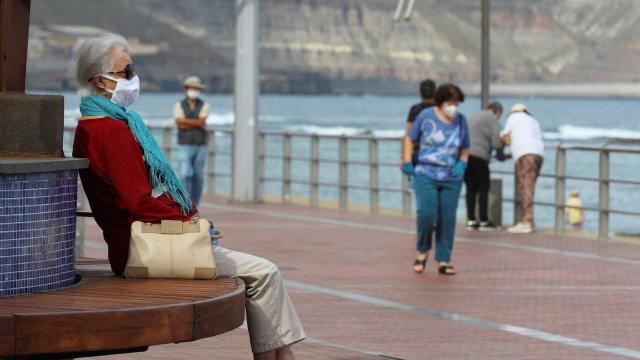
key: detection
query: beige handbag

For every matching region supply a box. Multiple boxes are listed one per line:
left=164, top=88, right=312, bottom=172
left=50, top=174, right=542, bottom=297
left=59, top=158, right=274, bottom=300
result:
left=124, top=219, right=217, bottom=280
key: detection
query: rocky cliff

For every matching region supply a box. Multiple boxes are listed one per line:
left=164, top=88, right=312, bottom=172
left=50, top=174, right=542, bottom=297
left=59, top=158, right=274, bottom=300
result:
left=27, top=0, right=640, bottom=94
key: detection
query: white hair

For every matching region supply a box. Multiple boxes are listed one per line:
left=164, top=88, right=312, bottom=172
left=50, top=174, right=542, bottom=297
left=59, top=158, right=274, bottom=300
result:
left=69, top=33, right=129, bottom=96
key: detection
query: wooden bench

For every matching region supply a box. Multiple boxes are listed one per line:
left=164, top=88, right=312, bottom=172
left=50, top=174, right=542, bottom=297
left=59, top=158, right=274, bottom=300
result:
left=0, top=258, right=245, bottom=359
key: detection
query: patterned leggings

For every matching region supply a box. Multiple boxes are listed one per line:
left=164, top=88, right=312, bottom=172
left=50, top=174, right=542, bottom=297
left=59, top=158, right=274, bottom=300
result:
left=516, top=154, right=544, bottom=223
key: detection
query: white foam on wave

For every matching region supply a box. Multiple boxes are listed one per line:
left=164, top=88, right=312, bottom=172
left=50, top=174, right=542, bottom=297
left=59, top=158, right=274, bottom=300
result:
left=147, top=113, right=236, bottom=127
left=208, top=112, right=235, bottom=126
left=372, top=129, right=404, bottom=138
left=284, top=125, right=365, bottom=136
left=64, top=108, right=81, bottom=119
left=544, top=125, right=640, bottom=141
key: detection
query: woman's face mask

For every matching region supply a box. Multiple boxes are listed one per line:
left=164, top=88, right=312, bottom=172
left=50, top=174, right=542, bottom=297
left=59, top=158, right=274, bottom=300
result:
left=442, top=102, right=459, bottom=119
left=99, top=74, right=140, bottom=109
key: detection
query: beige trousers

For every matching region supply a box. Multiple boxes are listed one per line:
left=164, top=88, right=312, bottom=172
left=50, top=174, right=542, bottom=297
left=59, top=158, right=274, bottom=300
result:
left=213, top=246, right=306, bottom=353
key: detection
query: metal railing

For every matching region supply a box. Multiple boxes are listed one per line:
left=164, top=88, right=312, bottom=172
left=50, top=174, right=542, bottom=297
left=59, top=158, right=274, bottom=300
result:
left=491, top=144, right=640, bottom=239
left=64, top=126, right=640, bottom=239
left=257, top=130, right=413, bottom=215
left=255, top=131, right=640, bottom=240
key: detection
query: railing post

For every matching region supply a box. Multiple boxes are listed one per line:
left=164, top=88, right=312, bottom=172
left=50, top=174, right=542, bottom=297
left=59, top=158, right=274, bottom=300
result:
left=402, top=174, right=412, bottom=216
left=258, top=132, right=265, bottom=202
left=369, top=138, right=379, bottom=213
left=488, top=178, right=502, bottom=226
left=310, top=135, right=320, bottom=207
left=339, top=136, right=348, bottom=210
left=230, top=132, right=236, bottom=194
left=75, top=180, right=86, bottom=258
left=554, top=145, right=566, bottom=235
left=599, top=149, right=610, bottom=239
left=163, top=127, right=173, bottom=162
left=206, top=129, right=216, bottom=195
left=282, top=134, right=292, bottom=203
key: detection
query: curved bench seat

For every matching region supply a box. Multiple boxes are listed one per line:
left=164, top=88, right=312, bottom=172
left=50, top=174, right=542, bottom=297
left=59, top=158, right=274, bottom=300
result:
left=0, top=259, right=245, bottom=358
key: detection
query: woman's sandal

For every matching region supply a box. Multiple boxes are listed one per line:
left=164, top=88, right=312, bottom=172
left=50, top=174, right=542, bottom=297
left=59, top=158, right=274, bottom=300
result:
left=413, top=258, right=427, bottom=273
left=438, top=264, right=456, bottom=275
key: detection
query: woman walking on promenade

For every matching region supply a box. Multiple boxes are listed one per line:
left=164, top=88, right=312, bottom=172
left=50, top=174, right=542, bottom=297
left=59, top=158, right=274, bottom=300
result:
left=402, top=83, right=470, bottom=275
left=70, top=33, right=304, bottom=360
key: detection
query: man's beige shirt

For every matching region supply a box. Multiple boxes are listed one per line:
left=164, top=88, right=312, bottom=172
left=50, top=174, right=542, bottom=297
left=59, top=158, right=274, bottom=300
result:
left=173, top=101, right=210, bottom=119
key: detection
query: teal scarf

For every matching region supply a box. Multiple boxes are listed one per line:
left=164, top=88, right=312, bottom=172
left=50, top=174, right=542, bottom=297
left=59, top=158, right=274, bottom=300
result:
left=79, top=95, right=194, bottom=215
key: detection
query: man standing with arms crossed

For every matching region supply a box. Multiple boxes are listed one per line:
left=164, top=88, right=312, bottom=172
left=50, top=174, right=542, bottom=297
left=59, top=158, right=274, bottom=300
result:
left=174, top=76, right=210, bottom=205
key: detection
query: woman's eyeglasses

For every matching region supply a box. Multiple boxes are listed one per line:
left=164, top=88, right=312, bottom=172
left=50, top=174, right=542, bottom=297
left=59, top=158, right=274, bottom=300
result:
left=88, top=63, right=135, bottom=81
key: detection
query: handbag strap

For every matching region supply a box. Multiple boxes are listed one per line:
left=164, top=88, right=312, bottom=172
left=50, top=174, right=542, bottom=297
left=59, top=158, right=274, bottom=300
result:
left=141, top=220, right=201, bottom=234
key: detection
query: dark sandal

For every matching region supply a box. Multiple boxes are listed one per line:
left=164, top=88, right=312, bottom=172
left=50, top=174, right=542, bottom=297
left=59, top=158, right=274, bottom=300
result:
left=438, top=265, right=456, bottom=275
left=413, top=258, right=427, bottom=273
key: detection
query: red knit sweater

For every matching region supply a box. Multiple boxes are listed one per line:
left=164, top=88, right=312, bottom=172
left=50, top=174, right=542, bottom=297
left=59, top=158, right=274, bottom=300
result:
left=72, top=117, right=194, bottom=275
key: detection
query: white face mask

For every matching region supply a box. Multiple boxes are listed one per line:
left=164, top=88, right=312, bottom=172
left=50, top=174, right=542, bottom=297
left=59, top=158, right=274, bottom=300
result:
left=186, top=89, right=201, bottom=99
left=100, top=74, right=140, bottom=109
left=442, top=104, right=458, bottom=118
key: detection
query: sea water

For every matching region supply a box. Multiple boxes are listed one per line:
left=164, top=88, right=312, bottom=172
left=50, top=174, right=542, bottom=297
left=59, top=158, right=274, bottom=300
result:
left=58, top=92, right=640, bottom=236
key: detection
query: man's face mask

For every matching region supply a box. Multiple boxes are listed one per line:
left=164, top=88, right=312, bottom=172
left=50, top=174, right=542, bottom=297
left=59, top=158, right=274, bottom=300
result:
left=186, top=89, right=201, bottom=99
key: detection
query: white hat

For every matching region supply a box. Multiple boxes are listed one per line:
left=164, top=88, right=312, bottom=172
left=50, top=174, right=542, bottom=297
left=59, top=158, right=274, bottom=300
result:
left=183, top=76, right=205, bottom=89
left=510, top=103, right=528, bottom=112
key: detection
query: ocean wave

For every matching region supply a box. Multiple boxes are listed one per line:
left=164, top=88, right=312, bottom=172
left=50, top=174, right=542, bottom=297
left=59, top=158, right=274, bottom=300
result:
left=64, top=108, right=81, bottom=118
left=543, top=125, right=640, bottom=141
left=64, top=109, right=236, bottom=127
left=261, top=115, right=289, bottom=123
left=144, top=115, right=235, bottom=128
left=284, top=125, right=366, bottom=136
left=372, top=129, right=404, bottom=138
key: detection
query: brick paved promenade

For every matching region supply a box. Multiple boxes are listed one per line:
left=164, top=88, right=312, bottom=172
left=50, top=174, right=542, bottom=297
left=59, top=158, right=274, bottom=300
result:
left=83, top=196, right=640, bottom=360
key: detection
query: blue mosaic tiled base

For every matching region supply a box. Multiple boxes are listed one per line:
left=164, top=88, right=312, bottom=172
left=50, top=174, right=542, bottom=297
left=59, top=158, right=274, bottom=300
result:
left=0, top=170, right=77, bottom=296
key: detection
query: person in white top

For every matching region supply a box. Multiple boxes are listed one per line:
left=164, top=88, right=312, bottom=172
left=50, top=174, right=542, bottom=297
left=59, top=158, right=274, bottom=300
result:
left=501, top=104, right=545, bottom=233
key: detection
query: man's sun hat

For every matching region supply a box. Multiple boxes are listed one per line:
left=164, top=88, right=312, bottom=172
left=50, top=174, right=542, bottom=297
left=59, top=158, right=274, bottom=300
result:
left=510, top=103, right=528, bottom=112
left=183, top=76, right=205, bottom=89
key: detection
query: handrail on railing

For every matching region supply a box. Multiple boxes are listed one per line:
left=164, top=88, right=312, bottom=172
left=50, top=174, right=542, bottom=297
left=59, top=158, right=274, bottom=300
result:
left=63, top=125, right=640, bottom=240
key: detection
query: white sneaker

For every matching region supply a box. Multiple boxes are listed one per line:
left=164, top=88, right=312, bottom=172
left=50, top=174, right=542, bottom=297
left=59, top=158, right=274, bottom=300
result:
left=466, top=220, right=479, bottom=230
left=507, top=222, right=533, bottom=234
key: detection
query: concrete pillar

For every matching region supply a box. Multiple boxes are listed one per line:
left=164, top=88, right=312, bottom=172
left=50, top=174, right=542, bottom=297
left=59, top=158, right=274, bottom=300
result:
left=232, top=0, right=260, bottom=202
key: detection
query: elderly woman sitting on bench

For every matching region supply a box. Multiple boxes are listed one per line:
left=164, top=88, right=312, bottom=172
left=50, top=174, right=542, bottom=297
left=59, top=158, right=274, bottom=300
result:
left=70, top=33, right=305, bottom=360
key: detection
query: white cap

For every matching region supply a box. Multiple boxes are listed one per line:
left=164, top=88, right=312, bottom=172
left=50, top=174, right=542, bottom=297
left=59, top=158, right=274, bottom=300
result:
left=510, top=103, right=528, bottom=112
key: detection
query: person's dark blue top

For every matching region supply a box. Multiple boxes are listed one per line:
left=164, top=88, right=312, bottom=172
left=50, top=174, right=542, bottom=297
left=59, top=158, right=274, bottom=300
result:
left=409, top=107, right=470, bottom=182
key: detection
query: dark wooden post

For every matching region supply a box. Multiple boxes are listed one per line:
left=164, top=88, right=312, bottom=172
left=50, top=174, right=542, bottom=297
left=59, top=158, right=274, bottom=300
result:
left=0, top=0, right=31, bottom=93
left=0, top=0, right=66, bottom=157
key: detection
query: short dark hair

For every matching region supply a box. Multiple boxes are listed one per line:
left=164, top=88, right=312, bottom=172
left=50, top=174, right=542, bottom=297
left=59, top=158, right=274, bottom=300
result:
left=419, top=79, right=436, bottom=99
left=434, top=83, right=465, bottom=106
left=486, top=101, right=503, bottom=115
